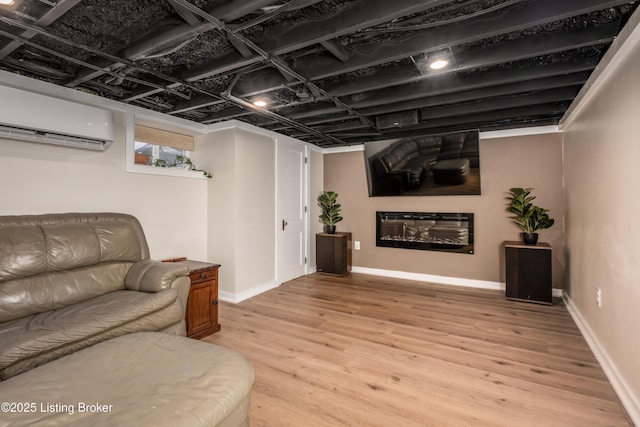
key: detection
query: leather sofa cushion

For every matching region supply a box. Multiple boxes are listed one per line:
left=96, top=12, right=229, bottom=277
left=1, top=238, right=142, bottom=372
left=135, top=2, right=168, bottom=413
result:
left=0, top=221, right=143, bottom=282
left=0, top=263, right=131, bottom=323
left=432, top=158, right=470, bottom=175
left=413, top=136, right=442, bottom=157
left=438, top=133, right=466, bottom=160
left=0, top=289, right=181, bottom=380
left=432, top=158, right=470, bottom=185
left=390, top=139, right=419, bottom=162
left=0, top=332, right=254, bottom=427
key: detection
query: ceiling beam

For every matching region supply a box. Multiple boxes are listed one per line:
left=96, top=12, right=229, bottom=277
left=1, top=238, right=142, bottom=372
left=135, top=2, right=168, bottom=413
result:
left=65, top=0, right=280, bottom=87
left=295, top=0, right=628, bottom=81
left=320, top=40, right=350, bottom=62
left=361, top=73, right=590, bottom=117
left=418, top=86, right=579, bottom=120
left=311, top=88, right=578, bottom=134
left=182, top=0, right=450, bottom=81
left=196, top=56, right=596, bottom=127
left=261, top=58, right=596, bottom=125
left=166, top=0, right=202, bottom=26
left=342, top=105, right=568, bottom=144
left=328, top=23, right=618, bottom=97
left=270, top=72, right=588, bottom=129
left=173, top=4, right=620, bottom=121
left=225, top=0, right=625, bottom=100
left=197, top=27, right=609, bottom=124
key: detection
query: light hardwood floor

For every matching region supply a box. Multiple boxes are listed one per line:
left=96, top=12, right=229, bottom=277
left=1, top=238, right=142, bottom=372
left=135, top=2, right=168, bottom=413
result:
left=204, top=273, right=633, bottom=426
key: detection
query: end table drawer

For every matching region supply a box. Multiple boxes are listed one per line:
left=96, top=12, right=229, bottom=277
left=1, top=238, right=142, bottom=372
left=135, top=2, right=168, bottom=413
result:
left=189, top=269, right=216, bottom=284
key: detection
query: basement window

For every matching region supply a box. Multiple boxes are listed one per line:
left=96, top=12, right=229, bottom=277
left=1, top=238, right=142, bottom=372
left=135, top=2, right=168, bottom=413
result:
left=134, top=125, right=193, bottom=167
left=126, top=122, right=209, bottom=179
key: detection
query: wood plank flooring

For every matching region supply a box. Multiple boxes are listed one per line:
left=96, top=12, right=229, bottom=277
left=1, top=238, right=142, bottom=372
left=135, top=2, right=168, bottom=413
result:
left=204, top=273, right=633, bottom=426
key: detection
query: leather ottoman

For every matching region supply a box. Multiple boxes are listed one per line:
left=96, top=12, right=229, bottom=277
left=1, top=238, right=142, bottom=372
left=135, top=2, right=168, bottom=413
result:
left=0, top=332, right=254, bottom=427
left=432, top=158, right=470, bottom=185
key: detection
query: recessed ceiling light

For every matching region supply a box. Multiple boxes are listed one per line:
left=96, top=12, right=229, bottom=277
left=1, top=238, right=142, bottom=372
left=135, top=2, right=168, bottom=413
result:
left=429, top=59, right=449, bottom=70
left=0, top=0, right=15, bottom=5
left=253, top=99, right=267, bottom=107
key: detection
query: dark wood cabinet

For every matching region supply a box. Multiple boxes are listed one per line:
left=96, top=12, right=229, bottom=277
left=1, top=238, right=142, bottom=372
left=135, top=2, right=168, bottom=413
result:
left=316, top=232, right=352, bottom=275
left=177, top=260, right=221, bottom=339
left=504, top=241, right=552, bottom=305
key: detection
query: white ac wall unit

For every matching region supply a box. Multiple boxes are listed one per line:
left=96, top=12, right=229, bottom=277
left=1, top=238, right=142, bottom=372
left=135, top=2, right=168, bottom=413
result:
left=0, top=85, right=114, bottom=151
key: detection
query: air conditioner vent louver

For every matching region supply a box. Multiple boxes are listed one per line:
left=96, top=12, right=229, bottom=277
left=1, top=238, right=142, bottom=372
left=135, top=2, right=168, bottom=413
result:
left=0, top=124, right=111, bottom=151
left=0, top=85, right=114, bottom=151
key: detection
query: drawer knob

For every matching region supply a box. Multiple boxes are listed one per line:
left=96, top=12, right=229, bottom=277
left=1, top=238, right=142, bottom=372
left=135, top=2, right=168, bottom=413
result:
left=200, top=272, right=207, bottom=279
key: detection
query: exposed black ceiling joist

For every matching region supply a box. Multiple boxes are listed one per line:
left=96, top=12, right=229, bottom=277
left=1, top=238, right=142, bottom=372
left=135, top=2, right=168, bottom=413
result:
left=172, top=2, right=622, bottom=122
left=0, top=0, right=636, bottom=146
left=182, top=0, right=450, bottom=81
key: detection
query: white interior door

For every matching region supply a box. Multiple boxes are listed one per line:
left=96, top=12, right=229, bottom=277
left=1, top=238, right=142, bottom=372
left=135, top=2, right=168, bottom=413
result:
left=277, top=138, right=307, bottom=284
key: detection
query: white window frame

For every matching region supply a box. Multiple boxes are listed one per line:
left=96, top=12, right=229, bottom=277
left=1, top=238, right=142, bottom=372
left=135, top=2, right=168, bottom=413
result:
left=124, top=113, right=206, bottom=179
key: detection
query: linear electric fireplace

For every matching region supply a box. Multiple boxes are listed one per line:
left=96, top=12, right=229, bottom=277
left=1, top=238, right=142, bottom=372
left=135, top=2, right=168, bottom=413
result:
left=376, top=211, right=474, bottom=254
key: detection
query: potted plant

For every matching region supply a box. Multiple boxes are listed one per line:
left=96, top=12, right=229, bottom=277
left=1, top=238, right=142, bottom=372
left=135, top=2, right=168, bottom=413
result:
left=506, top=187, right=554, bottom=244
left=318, top=190, right=343, bottom=234
left=153, top=156, right=212, bottom=178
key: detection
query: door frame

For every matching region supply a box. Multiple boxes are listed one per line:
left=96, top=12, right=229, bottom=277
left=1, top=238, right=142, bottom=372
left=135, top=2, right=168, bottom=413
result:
left=275, top=137, right=310, bottom=285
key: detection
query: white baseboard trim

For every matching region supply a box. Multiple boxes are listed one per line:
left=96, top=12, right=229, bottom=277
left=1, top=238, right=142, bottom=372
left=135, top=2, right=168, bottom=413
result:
left=563, top=294, right=640, bottom=425
left=351, top=266, right=563, bottom=297
left=219, top=280, right=279, bottom=304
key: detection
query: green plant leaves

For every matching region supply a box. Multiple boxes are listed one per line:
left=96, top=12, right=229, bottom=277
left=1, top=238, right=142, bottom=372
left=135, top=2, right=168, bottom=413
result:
left=506, top=187, right=554, bottom=233
left=318, top=191, right=343, bottom=226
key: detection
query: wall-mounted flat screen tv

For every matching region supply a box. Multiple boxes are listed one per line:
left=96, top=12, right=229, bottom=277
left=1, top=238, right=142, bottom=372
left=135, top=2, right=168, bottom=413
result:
left=364, top=130, right=480, bottom=197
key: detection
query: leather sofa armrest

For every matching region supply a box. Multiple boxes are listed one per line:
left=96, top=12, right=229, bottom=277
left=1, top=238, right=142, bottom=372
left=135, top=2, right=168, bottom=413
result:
left=125, top=260, right=191, bottom=316
left=125, top=260, right=190, bottom=293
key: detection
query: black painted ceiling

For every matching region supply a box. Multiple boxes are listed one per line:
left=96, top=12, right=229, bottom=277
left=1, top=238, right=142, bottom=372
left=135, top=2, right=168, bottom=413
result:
left=0, top=0, right=637, bottom=146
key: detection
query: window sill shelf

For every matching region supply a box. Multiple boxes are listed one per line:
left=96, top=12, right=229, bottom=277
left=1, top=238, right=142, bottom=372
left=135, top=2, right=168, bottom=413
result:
left=126, top=164, right=208, bottom=179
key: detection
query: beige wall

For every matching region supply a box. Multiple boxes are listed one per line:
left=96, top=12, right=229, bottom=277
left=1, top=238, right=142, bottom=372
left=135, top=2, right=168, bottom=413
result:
left=198, top=128, right=237, bottom=294
left=0, top=112, right=208, bottom=261
left=323, top=133, right=564, bottom=287
left=200, top=127, right=276, bottom=298
left=236, top=129, right=276, bottom=293
left=562, top=36, right=640, bottom=414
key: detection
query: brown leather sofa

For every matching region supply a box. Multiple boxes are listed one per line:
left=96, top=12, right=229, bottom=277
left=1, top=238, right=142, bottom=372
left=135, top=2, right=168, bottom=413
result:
left=0, top=212, right=191, bottom=380
left=0, top=212, right=255, bottom=426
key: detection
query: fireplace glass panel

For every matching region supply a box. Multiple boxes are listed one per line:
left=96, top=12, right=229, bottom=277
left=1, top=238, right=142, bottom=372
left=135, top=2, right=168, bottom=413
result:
left=376, top=211, right=474, bottom=254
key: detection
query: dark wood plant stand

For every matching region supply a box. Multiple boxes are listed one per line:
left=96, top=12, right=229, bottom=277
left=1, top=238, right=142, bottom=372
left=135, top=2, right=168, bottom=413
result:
left=316, top=232, right=352, bottom=276
left=504, top=241, right=552, bottom=305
